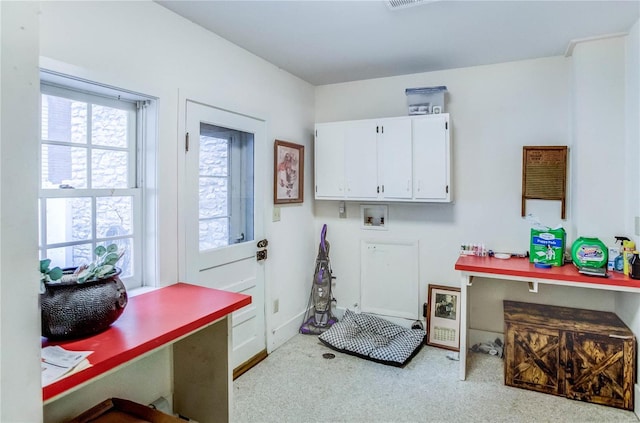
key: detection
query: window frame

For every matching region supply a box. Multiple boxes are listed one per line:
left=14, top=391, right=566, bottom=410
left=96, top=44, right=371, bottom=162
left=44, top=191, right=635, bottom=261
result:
left=39, top=73, right=155, bottom=290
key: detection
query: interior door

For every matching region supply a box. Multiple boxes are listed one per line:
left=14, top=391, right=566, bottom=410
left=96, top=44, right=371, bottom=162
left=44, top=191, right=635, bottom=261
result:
left=184, top=100, right=266, bottom=372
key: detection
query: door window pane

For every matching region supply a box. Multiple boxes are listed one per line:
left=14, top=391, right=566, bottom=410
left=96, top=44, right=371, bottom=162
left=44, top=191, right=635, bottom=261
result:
left=198, top=123, right=254, bottom=252
left=199, top=177, right=228, bottom=218
left=200, top=135, right=228, bottom=176
left=199, top=218, right=229, bottom=250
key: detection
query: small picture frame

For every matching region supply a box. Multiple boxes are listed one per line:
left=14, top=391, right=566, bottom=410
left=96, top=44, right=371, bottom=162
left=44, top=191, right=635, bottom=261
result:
left=432, top=105, right=442, bottom=114
left=274, top=140, right=304, bottom=204
left=426, top=284, right=461, bottom=351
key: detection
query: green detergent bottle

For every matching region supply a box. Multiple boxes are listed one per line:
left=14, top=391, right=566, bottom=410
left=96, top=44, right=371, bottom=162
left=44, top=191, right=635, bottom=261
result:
left=571, top=237, right=608, bottom=269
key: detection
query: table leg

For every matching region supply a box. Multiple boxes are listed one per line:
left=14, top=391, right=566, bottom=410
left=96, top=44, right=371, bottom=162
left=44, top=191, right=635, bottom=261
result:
left=459, top=274, right=472, bottom=381
left=173, top=316, right=231, bottom=422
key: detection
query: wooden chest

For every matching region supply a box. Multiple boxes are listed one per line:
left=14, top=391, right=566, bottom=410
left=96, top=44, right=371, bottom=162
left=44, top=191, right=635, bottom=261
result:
left=504, top=300, right=635, bottom=410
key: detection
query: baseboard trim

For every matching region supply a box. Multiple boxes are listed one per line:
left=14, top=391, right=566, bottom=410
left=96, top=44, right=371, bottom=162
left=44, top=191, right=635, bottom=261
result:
left=268, top=308, right=308, bottom=353
left=233, top=348, right=268, bottom=380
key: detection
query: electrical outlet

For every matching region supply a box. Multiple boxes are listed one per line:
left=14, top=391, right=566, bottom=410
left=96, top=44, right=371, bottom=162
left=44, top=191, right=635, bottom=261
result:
left=273, top=299, right=279, bottom=313
left=339, top=201, right=346, bottom=218
left=273, top=207, right=281, bottom=222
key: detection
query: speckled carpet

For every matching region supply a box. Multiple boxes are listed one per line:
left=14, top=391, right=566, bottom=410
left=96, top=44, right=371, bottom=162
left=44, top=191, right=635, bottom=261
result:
left=232, top=334, right=638, bottom=423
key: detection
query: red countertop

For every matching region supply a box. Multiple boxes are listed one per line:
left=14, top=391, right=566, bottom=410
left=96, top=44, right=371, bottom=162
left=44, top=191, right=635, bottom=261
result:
left=42, top=282, right=251, bottom=402
left=455, top=255, right=640, bottom=290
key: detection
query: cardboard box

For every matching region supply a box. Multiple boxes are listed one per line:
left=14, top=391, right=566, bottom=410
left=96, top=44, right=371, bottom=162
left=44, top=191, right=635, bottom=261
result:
left=529, top=227, right=566, bottom=266
left=68, top=398, right=182, bottom=423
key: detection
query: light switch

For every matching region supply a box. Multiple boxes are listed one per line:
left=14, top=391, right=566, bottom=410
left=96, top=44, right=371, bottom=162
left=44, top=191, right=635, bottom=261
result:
left=273, top=207, right=281, bottom=222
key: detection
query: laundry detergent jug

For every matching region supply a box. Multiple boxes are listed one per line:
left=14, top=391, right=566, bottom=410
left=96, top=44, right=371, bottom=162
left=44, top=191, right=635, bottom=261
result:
left=571, top=237, right=608, bottom=269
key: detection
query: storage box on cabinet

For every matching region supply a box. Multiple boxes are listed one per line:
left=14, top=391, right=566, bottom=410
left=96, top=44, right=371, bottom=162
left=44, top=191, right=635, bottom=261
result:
left=504, top=300, right=635, bottom=410
left=314, top=114, right=451, bottom=203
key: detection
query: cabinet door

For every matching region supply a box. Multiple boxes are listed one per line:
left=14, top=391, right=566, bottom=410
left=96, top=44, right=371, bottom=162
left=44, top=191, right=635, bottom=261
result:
left=564, top=332, right=634, bottom=410
left=314, top=123, right=345, bottom=198
left=378, top=118, right=412, bottom=199
left=505, top=322, right=561, bottom=395
left=413, top=115, right=451, bottom=201
left=344, top=120, right=377, bottom=199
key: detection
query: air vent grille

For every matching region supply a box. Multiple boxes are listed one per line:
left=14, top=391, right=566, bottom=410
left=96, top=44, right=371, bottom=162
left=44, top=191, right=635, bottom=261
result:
left=385, top=0, right=435, bottom=11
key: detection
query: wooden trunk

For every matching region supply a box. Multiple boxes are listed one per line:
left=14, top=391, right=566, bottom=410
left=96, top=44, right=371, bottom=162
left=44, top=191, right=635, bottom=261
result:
left=504, top=300, right=635, bottom=410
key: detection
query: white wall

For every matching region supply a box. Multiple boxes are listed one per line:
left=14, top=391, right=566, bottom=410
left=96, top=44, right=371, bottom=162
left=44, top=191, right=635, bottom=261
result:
left=314, top=53, right=626, bottom=334
left=571, top=36, right=627, bottom=239
left=0, top=3, right=43, bottom=422
left=0, top=1, right=316, bottom=420
left=615, top=18, right=640, bottom=416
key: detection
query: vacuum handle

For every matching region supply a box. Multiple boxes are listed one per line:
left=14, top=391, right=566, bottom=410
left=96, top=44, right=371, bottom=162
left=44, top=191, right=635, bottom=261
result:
left=320, top=224, right=327, bottom=251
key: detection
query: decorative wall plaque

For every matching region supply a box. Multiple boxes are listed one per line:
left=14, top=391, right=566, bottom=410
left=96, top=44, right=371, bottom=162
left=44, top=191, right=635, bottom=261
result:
left=521, top=146, right=568, bottom=219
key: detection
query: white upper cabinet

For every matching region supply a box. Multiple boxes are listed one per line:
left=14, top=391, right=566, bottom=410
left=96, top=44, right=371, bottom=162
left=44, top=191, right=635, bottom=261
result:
left=378, top=118, right=413, bottom=200
left=314, top=114, right=451, bottom=203
left=413, top=114, right=451, bottom=202
left=344, top=120, right=378, bottom=199
left=314, top=122, right=346, bottom=198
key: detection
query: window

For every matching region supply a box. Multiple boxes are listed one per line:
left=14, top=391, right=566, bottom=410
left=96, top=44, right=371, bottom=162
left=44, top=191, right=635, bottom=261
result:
left=198, top=123, right=254, bottom=251
left=39, top=75, right=153, bottom=289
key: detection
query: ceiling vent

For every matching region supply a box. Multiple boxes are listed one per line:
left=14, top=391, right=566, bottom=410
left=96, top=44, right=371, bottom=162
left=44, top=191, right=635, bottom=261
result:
left=385, top=0, right=437, bottom=11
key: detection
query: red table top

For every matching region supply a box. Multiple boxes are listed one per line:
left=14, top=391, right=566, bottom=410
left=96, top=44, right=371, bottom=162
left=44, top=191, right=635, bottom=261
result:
left=42, top=282, right=251, bottom=402
left=455, top=255, right=640, bottom=290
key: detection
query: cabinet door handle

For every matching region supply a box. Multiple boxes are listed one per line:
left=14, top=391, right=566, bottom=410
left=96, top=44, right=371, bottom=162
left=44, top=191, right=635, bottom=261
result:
left=407, top=180, right=410, bottom=191
left=377, top=186, right=380, bottom=194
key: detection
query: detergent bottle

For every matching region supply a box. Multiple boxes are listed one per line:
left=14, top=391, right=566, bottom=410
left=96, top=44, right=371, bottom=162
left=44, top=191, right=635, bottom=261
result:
left=614, top=236, right=629, bottom=272
left=630, top=251, right=640, bottom=280
left=623, top=239, right=636, bottom=276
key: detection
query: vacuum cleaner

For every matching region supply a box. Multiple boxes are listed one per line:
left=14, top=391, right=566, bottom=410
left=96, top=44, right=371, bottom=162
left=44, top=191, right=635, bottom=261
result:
left=300, top=224, right=337, bottom=335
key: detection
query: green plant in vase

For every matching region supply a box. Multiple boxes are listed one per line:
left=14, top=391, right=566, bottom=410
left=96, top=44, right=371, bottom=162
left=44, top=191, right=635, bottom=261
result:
left=39, top=259, right=63, bottom=293
left=62, top=244, right=124, bottom=283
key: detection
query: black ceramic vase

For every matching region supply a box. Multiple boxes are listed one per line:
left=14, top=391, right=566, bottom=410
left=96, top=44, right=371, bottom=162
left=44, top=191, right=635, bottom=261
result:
left=41, top=268, right=128, bottom=340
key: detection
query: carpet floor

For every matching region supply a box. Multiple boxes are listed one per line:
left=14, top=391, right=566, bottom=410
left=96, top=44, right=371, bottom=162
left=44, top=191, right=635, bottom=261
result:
left=232, top=333, right=638, bottom=423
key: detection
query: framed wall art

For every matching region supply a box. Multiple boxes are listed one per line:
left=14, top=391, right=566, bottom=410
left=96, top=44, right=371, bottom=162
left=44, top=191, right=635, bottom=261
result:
left=426, top=284, right=461, bottom=351
left=274, top=140, right=304, bottom=204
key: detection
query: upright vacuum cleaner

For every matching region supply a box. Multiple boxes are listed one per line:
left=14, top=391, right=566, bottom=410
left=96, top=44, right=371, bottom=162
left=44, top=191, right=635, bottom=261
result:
left=300, top=224, right=337, bottom=334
